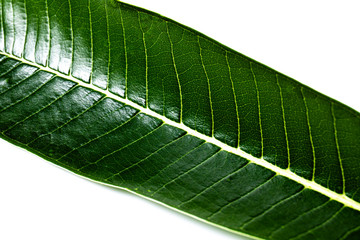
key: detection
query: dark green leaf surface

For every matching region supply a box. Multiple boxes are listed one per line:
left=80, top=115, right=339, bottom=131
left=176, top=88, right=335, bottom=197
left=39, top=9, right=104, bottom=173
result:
left=1, top=0, right=360, bottom=239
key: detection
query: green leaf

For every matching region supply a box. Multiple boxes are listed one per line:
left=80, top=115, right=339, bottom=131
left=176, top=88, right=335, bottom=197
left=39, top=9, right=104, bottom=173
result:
left=1, top=0, right=360, bottom=239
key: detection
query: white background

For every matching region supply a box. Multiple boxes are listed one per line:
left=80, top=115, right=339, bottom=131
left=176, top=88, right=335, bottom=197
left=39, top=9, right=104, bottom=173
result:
left=1, top=1, right=360, bottom=239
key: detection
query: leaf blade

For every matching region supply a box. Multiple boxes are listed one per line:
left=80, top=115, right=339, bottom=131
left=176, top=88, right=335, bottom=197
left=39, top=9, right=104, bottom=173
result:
left=1, top=0, right=360, bottom=239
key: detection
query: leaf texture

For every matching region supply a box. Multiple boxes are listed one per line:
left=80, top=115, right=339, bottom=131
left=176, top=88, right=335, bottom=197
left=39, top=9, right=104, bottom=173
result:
left=1, top=0, right=360, bottom=239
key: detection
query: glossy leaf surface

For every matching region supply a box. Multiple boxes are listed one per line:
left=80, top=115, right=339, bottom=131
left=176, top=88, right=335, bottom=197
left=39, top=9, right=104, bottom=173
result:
left=1, top=0, right=360, bottom=239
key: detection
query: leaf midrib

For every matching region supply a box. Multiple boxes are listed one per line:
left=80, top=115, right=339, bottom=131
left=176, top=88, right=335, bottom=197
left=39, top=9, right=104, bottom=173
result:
left=2, top=50, right=360, bottom=212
